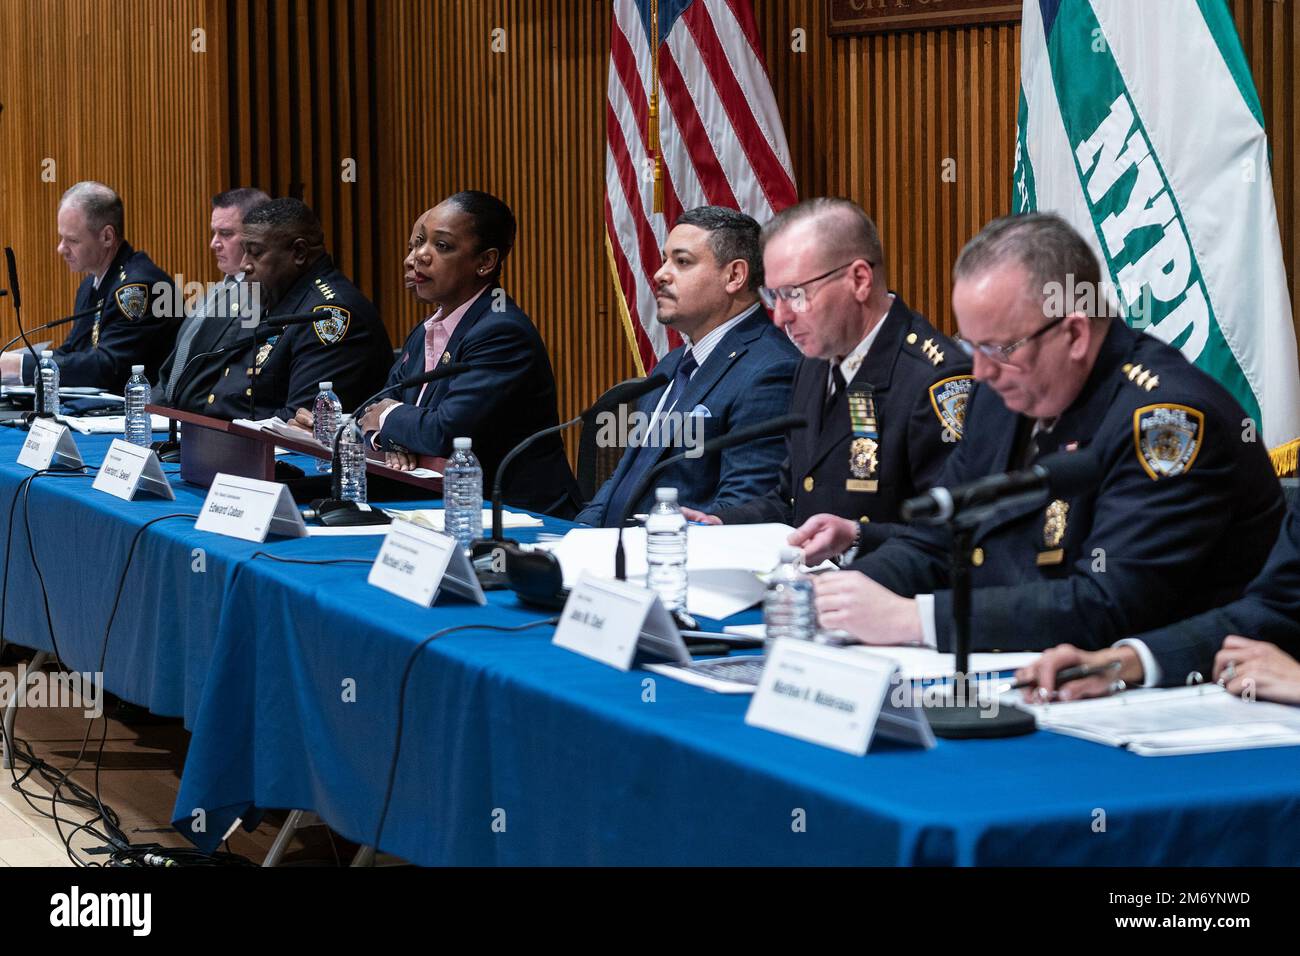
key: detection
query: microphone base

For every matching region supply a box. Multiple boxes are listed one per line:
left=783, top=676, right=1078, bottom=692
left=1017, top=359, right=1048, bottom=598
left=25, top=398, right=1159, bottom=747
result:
left=307, top=498, right=392, bottom=527
left=471, top=537, right=518, bottom=591
left=150, top=439, right=181, bottom=464
left=922, top=699, right=1036, bottom=739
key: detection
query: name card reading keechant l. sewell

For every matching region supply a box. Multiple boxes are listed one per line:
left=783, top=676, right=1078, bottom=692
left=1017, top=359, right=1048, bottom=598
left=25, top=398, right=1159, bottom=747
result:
left=91, top=439, right=175, bottom=501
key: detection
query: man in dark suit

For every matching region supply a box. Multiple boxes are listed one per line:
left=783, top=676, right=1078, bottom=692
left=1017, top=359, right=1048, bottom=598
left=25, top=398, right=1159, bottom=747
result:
left=682, top=198, right=972, bottom=561
left=1017, top=503, right=1300, bottom=701
left=813, top=214, right=1284, bottom=653
left=351, top=191, right=579, bottom=516
left=1, top=181, right=177, bottom=389
left=575, top=206, right=799, bottom=527
left=195, top=198, right=392, bottom=421
left=153, top=187, right=270, bottom=410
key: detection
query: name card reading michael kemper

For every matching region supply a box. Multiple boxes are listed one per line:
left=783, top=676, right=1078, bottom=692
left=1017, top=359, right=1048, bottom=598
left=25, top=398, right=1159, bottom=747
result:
left=16, top=418, right=83, bottom=471
left=194, top=472, right=307, bottom=542
left=552, top=572, right=687, bottom=671
left=91, top=439, right=175, bottom=501
left=367, top=517, right=486, bottom=607
left=745, top=639, right=933, bottom=755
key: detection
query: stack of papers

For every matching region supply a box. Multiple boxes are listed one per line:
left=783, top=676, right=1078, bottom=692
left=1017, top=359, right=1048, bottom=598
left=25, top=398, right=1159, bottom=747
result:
left=1008, top=684, right=1300, bottom=755
left=63, top=414, right=170, bottom=435
left=543, top=523, right=798, bottom=619
left=391, top=508, right=541, bottom=531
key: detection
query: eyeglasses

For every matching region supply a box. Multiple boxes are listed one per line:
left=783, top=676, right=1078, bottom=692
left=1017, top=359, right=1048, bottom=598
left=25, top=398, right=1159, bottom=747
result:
left=955, top=314, right=1068, bottom=364
left=758, top=260, right=872, bottom=311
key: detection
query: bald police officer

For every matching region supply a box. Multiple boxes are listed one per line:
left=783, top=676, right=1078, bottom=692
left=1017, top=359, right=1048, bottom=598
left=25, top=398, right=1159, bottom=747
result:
left=813, top=214, right=1284, bottom=653
left=683, top=198, right=972, bottom=562
left=1, top=182, right=177, bottom=389
left=191, top=198, right=392, bottom=421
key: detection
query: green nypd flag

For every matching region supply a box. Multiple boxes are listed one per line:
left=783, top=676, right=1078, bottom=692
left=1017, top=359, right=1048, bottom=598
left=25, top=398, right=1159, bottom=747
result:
left=1015, top=0, right=1300, bottom=463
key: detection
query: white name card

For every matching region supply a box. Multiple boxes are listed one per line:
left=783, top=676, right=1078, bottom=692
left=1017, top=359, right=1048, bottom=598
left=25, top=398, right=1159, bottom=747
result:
left=552, top=572, right=688, bottom=671
left=367, top=517, right=487, bottom=607
left=194, top=472, right=307, bottom=542
left=91, top=439, right=175, bottom=501
left=745, top=639, right=935, bottom=755
left=17, top=419, right=83, bottom=471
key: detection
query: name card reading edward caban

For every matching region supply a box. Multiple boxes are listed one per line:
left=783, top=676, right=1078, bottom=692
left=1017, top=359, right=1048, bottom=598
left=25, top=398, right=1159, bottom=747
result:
left=828, top=0, right=1021, bottom=36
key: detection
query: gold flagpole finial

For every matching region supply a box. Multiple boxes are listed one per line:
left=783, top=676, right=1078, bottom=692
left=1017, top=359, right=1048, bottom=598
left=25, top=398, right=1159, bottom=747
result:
left=649, top=0, right=664, bottom=214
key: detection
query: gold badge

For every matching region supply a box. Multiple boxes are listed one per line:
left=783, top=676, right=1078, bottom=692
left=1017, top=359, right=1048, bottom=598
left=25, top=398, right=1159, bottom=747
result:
left=1043, top=499, right=1069, bottom=548
left=803, top=476, right=814, bottom=492
left=255, top=340, right=275, bottom=367
left=850, top=436, right=878, bottom=479
left=1134, top=404, right=1203, bottom=480
left=441, top=351, right=451, bottom=365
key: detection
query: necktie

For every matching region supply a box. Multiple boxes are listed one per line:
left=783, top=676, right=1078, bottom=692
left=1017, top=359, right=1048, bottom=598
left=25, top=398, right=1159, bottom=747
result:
left=824, top=365, right=847, bottom=420
left=164, top=283, right=227, bottom=402
left=603, top=351, right=698, bottom=526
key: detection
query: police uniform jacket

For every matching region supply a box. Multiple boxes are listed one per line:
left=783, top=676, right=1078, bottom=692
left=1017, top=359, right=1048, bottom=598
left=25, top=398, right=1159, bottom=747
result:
left=713, top=295, right=972, bottom=554
left=24, top=242, right=177, bottom=390
left=848, top=319, right=1285, bottom=652
left=199, top=254, right=392, bottom=421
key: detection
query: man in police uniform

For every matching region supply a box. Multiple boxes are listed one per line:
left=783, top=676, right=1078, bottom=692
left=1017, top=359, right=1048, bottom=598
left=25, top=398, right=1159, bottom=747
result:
left=813, top=214, right=1284, bottom=653
left=682, top=199, right=972, bottom=561
left=153, top=187, right=271, bottom=411
left=195, top=198, right=392, bottom=421
left=1016, top=501, right=1300, bottom=699
left=0, top=181, right=176, bottom=389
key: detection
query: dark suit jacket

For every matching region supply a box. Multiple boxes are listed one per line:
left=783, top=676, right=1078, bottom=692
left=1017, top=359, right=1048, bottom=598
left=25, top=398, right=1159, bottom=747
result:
left=848, top=320, right=1284, bottom=652
left=374, top=286, right=580, bottom=516
left=576, top=307, right=800, bottom=526
left=24, top=242, right=178, bottom=389
left=1130, top=504, right=1300, bottom=685
left=713, top=295, right=971, bottom=553
left=157, top=276, right=251, bottom=411
left=197, top=254, right=392, bottom=421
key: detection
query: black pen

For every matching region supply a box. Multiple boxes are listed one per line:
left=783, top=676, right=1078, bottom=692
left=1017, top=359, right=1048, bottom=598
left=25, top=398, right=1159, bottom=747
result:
left=1009, top=659, right=1123, bottom=691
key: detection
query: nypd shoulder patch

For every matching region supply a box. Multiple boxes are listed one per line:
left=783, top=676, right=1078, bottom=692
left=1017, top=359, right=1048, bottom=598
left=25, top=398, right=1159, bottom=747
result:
left=1133, top=403, right=1204, bottom=480
left=929, top=374, right=974, bottom=439
left=114, top=283, right=149, bottom=321
left=312, top=304, right=351, bottom=345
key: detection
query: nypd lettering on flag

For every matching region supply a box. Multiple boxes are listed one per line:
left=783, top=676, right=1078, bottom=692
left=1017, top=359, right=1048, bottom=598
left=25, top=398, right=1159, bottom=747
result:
left=312, top=304, right=351, bottom=345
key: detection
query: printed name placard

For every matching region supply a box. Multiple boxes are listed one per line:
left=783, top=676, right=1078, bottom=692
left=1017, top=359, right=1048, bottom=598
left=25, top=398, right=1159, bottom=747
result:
left=552, top=572, right=688, bottom=671
left=367, top=517, right=486, bottom=607
left=194, top=472, right=307, bottom=542
left=17, top=419, right=83, bottom=471
left=91, top=439, right=175, bottom=501
left=745, top=639, right=935, bottom=755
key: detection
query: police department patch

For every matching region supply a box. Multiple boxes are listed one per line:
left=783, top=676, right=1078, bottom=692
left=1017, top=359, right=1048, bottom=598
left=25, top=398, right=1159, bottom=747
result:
left=929, top=375, right=973, bottom=439
left=1134, top=404, right=1204, bottom=480
left=312, top=304, right=351, bottom=345
left=115, top=283, right=148, bottom=320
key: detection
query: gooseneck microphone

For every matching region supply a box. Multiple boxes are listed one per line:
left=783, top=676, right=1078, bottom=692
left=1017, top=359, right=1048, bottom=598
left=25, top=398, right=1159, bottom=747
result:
left=483, top=372, right=669, bottom=547
left=901, top=449, right=1102, bottom=527
left=612, top=413, right=809, bottom=581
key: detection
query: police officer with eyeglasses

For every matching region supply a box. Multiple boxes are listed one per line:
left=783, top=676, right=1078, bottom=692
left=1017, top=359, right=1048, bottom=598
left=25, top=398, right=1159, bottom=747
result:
left=810, top=213, right=1284, bottom=655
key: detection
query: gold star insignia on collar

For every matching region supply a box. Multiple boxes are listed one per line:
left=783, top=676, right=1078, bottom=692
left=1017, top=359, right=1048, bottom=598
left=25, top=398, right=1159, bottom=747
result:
left=920, top=338, right=944, bottom=366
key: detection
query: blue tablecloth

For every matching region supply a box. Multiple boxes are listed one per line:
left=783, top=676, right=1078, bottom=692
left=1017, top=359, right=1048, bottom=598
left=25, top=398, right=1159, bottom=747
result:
left=1, top=427, right=1298, bottom=865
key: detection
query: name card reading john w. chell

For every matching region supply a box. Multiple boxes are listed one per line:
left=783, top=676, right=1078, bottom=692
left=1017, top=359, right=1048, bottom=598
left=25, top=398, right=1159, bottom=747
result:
left=367, top=517, right=486, bottom=607
left=827, top=0, right=1020, bottom=36
left=552, top=572, right=689, bottom=671
left=91, top=439, right=175, bottom=501
left=194, top=472, right=307, bottom=542
left=16, top=418, right=83, bottom=471
left=745, top=639, right=934, bottom=755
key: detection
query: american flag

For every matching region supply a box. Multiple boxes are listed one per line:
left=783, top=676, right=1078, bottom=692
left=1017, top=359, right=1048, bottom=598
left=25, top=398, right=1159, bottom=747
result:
left=605, top=0, right=798, bottom=372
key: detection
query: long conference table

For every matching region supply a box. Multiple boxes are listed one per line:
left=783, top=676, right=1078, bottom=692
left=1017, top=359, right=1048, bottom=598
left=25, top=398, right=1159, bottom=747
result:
left=0, top=428, right=1297, bottom=866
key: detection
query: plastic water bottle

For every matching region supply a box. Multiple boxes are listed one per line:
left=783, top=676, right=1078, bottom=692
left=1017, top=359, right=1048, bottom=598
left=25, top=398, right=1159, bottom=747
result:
left=124, top=364, right=152, bottom=446
left=444, top=436, right=483, bottom=554
left=312, top=381, right=342, bottom=474
left=763, top=547, right=816, bottom=644
left=37, top=350, right=60, bottom=417
left=337, top=420, right=368, bottom=503
left=645, top=487, right=688, bottom=612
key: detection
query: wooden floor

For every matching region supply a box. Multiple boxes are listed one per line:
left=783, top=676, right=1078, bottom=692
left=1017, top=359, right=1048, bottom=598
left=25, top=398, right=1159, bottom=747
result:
left=0, top=657, right=360, bottom=867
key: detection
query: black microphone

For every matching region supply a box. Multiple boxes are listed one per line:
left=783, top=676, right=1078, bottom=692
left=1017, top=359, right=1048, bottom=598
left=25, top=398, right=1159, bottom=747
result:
left=2, top=246, right=45, bottom=413
left=0, top=310, right=90, bottom=356
left=312, top=362, right=473, bottom=520
left=5, top=247, right=21, bottom=311
left=481, top=373, right=669, bottom=549
left=901, top=449, right=1102, bottom=527
left=613, top=413, right=808, bottom=580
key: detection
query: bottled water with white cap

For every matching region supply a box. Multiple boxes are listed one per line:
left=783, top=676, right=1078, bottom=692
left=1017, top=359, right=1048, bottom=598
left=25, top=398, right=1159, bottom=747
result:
left=124, top=364, right=151, bottom=446
left=37, top=350, right=60, bottom=417
left=444, top=436, right=483, bottom=554
left=312, top=382, right=342, bottom=473
left=337, top=420, right=368, bottom=502
left=645, top=487, right=687, bottom=612
left=763, top=547, right=815, bottom=644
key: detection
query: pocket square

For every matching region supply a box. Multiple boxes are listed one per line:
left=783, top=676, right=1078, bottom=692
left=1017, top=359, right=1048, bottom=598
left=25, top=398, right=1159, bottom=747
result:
left=687, top=404, right=712, bottom=418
